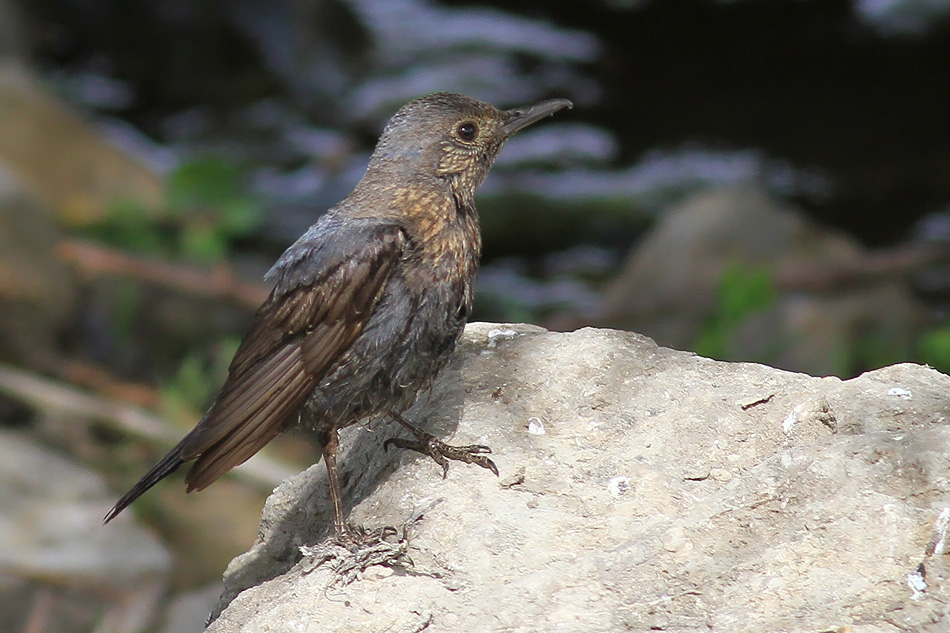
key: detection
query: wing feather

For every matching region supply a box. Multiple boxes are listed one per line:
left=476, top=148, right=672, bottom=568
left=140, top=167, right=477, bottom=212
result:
left=105, top=219, right=408, bottom=520
left=180, top=222, right=407, bottom=488
left=184, top=365, right=311, bottom=490
left=181, top=343, right=305, bottom=458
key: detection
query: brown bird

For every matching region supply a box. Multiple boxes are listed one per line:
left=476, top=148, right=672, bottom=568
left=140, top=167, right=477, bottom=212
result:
left=104, top=92, right=572, bottom=536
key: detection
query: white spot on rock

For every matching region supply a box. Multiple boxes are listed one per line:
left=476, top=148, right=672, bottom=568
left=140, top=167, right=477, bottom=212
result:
left=908, top=568, right=927, bottom=600
left=934, top=508, right=950, bottom=555
left=710, top=468, right=733, bottom=483
left=782, top=404, right=805, bottom=435
left=527, top=417, right=546, bottom=435
left=661, top=526, right=687, bottom=552
left=888, top=387, right=912, bottom=399
left=487, top=327, right=519, bottom=348
left=608, top=476, right=630, bottom=498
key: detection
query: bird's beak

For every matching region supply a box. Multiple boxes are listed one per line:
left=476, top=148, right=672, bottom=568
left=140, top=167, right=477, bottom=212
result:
left=502, top=98, right=573, bottom=136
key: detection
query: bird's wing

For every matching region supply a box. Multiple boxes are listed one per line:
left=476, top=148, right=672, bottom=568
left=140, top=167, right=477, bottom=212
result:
left=180, top=220, right=408, bottom=491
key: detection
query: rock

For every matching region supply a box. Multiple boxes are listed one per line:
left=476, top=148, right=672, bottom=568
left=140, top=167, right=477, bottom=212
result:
left=158, top=583, right=224, bottom=633
left=598, top=185, right=929, bottom=376
left=0, top=164, right=77, bottom=365
left=0, top=430, right=172, bottom=633
left=0, top=60, right=163, bottom=225
left=206, top=323, right=950, bottom=632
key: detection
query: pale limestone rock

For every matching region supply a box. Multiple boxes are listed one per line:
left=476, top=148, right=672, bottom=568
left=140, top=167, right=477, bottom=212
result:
left=204, top=323, right=950, bottom=632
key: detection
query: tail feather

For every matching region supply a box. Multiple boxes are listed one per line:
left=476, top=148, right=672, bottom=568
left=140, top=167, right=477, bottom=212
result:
left=103, top=436, right=189, bottom=524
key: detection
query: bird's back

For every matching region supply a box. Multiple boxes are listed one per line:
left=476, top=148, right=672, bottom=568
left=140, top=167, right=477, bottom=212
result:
left=298, top=186, right=482, bottom=434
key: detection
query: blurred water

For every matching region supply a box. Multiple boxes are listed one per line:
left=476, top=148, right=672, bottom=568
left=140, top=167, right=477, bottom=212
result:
left=22, top=0, right=950, bottom=317
left=485, top=146, right=832, bottom=208
left=856, top=0, right=950, bottom=34
left=343, top=0, right=601, bottom=116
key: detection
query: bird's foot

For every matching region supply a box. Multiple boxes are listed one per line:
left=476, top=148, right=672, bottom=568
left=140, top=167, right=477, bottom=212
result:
left=300, top=524, right=411, bottom=585
left=331, top=523, right=398, bottom=549
left=385, top=432, right=499, bottom=479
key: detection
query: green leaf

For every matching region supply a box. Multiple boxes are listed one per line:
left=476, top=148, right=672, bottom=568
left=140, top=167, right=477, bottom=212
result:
left=180, top=224, right=228, bottom=264
left=919, top=326, right=950, bottom=374
left=693, top=261, right=776, bottom=360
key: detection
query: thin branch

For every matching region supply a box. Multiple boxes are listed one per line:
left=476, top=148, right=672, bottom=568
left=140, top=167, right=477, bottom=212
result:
left=56, top=358, right=162, bottom=409
left=775, top=242, right=950, bottom=293
left=22, top=588, right=53, bottom=633
left=55, top=238, right=270, bottom=309
left=0, top=362, right=295, bottom=490
left=599, top=242, right=950, bottom=321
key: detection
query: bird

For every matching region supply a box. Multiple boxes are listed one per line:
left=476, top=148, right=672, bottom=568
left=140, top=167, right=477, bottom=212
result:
left=104, top=92, right=573, bottom=537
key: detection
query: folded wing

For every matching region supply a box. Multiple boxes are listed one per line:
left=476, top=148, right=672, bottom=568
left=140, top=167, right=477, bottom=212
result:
left=104, top=220, right=407, bottom=522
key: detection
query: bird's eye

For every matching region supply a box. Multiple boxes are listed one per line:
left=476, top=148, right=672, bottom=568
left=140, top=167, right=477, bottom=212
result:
left=456, top=121, right=478, bottom=142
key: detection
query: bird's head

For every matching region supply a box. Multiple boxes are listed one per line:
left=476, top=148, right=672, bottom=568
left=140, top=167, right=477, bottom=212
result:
left=367, top=92, right=572, bottom=194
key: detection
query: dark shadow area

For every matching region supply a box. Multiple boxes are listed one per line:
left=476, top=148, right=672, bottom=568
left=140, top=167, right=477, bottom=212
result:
left=208, top=361, right=468, bottom=622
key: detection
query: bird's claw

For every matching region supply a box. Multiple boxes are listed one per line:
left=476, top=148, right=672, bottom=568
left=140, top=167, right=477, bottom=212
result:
left=385, top=433, right=498, bottom=478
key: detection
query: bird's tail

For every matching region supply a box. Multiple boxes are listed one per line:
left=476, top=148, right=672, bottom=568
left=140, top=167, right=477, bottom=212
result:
left=103, top=435, right=189, bottom=524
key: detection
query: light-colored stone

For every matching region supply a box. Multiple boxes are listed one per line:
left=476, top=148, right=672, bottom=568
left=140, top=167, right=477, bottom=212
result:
left=206, top=323, right=950, bottom=632
left=0, top=165, right=76, bottom=365
left=599, top=186, right=928, bottom=376
left=0, top=430, right=172, bottom=633
left=0, top=60, right=163, bottom=224
left=158, top=584, right=224, bottom=633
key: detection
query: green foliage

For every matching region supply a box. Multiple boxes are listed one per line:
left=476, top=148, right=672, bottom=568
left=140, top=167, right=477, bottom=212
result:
left=847, top=333, right=908, bottom=376
left=167, top=160, right=263, bottom=263
left=159, top=336, right=241, bottom=421
left=474, top=290, right=537, bottom=324
left=918, top=325, right=950, bottom=374
left=693, top=261, right=777, bottom=361
left=82, top=157, right=264, bottom=265
left=91, top=199, right=170, bottom=256
left=110, top=280, right=144, bottom=339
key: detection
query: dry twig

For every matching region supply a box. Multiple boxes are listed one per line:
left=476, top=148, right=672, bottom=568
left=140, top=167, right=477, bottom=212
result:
left=0, top=362, right=294, bottom=491
left=56, top=238, right=270, bottom=308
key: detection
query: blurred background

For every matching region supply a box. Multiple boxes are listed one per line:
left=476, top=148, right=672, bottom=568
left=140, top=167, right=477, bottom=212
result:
left=1, top=0, right=949, bottom=630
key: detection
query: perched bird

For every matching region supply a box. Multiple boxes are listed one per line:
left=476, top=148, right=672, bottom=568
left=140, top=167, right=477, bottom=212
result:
left=104, top=92, right=572, bottom=536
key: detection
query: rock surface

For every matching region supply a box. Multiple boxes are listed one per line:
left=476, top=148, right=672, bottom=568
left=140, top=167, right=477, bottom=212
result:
left=0, top=165, right=77, bottom=365
left=598, top=186, right=929, bottom=377
left=0, top=60, right=163, bottom=225
left=0, top=430, right=171, bottom=633
left=208, top=323, right=950, bottom=632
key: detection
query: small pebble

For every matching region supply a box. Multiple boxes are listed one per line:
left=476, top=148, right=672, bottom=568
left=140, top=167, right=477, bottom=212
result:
left=362, top=565, right=394, bottom=580
left=710, top=468, right=733, bottom=482
left=661, top=527, right=687, bottom=552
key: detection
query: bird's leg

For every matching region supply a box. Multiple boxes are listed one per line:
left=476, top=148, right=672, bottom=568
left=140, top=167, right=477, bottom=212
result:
left=319, top=429, right=350, bottom=538
left=384, top=411, right=499, bottom=478
left=303, top=429, right=413, bottom=575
